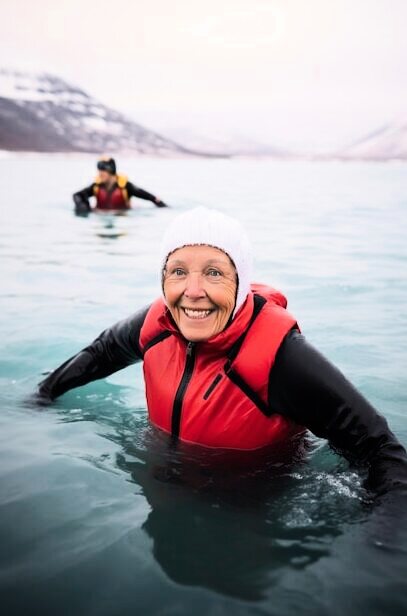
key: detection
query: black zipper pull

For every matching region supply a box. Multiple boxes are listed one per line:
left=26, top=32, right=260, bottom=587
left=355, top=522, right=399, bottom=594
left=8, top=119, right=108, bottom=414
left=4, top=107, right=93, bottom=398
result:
left=186, top=341, right=195, bottom=356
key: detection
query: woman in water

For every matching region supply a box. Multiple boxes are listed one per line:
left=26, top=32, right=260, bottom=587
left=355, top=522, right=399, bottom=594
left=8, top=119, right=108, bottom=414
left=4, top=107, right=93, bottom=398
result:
left=37, top=207, right=407, bottom=497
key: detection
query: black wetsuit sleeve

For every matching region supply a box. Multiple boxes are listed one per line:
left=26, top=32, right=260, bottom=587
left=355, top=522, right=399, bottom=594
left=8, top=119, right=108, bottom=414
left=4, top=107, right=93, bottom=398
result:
left=126, top=182, right=167, bottom=207
left=37, top=305, right=150, bottom=401
left=268, top=330, right=407, bottom=496
left=73, top=184, right=96, bottom=212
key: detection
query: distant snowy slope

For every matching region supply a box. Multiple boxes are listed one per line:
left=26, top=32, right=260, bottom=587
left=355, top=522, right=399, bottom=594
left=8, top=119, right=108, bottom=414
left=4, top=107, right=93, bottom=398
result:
left=149, top=124, right=293, bottom=158
left=336, top=119, right=407, bottom=161
left=0, top=69, right=200, bottom=155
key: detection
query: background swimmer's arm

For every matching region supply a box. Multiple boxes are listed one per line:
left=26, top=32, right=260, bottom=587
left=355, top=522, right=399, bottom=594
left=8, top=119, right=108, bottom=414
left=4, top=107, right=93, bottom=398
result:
left=73, top=184, right=95, bottom=212
left=37, top=305, right=150, bottom=402
left=268, top=330, right=407, bottom=496
left=126, top=182, right=168, bottom=207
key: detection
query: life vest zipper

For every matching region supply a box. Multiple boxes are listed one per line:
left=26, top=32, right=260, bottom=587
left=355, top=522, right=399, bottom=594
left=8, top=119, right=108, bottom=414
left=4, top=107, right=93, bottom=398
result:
left=171, top=341, right=196, bottom=439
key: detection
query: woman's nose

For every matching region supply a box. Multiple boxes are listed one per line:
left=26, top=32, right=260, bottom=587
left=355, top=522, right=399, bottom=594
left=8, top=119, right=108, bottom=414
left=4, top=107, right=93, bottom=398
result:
left=184, top=273, right=206, bottom=298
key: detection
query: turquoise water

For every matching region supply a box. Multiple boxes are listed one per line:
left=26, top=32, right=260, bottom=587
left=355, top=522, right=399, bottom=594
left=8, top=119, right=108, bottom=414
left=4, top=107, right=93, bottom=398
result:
left=1, top=156, right=406, bottom=615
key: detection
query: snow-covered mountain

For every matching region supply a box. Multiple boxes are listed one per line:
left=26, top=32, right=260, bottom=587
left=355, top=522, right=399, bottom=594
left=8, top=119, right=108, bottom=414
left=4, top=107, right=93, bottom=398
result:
left=0, top=69, right=296, bottom=158
left=335, top=119, right=407, bottom=161
left=5, top=69, right=404, bottom=161
left=0, top=69, right=203, bottom=156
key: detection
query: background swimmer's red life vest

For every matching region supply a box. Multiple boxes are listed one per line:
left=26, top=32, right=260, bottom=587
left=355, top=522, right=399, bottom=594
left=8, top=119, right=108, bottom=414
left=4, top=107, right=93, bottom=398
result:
left=93, top=174, right=129, bottom=209
left=139, top=284, right=303, bottom=450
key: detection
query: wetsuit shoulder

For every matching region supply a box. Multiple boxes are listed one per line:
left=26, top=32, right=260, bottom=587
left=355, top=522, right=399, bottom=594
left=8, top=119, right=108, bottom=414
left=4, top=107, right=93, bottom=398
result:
left=268, top=329, right=407, bottom=496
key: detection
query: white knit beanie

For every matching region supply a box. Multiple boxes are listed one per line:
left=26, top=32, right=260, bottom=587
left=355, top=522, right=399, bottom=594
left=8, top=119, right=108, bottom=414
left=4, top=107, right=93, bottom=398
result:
left=160, top=207, right=253, bottom=316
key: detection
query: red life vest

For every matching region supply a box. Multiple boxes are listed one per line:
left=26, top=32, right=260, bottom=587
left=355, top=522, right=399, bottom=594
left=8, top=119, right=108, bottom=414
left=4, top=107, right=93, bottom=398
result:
left=139, top=284, right=303, bottom=450
left=93, top=174, right=129, bottom=210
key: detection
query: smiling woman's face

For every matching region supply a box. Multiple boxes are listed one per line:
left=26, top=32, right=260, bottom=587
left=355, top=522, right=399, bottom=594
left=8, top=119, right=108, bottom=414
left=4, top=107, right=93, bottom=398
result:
left=163, top=245, right=237, bottom=342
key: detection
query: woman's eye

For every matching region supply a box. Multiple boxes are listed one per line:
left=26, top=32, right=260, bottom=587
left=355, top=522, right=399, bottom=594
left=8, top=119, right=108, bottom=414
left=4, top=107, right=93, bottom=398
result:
left=174, top=268, right=186, bottom=276
left=207, top=269, right=221, bottom=277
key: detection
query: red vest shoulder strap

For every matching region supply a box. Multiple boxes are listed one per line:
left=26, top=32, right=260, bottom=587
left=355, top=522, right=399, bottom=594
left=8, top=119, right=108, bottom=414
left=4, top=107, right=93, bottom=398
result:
left=139, top=298, right=169, bottom=354
left=235, top=298, right=297, bottom=375
left=230, top=296, right=297, bottom=410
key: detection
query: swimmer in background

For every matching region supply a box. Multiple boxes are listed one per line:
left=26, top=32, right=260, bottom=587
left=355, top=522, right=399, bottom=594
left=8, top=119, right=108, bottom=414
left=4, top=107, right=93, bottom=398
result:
left=73, top=157, right=168, bottom=215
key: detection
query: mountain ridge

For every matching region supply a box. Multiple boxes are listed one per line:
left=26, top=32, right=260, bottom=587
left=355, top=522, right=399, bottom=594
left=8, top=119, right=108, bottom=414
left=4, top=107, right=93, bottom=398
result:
left=0, top=69, right=213, bottom=157
left=334, top=119, right=407, bottom=161
left=1, top=69, right=406, bottom=160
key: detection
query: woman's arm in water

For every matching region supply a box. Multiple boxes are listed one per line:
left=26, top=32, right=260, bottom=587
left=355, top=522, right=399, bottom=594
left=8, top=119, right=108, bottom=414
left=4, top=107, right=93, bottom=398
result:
left=73, top=184, right=95, bottom=212
left=268, top=330, right=407, bottom=497
left=37, top=305, right=150, bottom=402
left=126, top=182, right=168, bottom=207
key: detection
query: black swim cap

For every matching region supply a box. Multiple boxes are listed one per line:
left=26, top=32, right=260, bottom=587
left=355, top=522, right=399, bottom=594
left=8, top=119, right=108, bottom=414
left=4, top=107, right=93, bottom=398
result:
left=97, top=157, right=116, bottom=175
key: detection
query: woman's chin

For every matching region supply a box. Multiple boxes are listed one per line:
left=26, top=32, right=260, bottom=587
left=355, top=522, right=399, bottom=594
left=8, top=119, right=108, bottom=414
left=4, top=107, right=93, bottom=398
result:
left=178, top=315, right=218, bottom=342
left=180, top=325, right=214, bottom=342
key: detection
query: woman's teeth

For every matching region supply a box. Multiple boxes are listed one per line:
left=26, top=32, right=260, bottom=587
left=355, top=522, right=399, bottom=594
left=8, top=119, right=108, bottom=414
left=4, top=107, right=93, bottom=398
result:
left=183, top=308, right=212, bottom=319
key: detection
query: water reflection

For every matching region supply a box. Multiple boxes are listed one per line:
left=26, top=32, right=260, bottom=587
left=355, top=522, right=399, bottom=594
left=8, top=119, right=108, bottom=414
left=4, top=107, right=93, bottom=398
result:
left=53, top=387, right=365, bottom=600
left=128, top=439, right=311, bottom=600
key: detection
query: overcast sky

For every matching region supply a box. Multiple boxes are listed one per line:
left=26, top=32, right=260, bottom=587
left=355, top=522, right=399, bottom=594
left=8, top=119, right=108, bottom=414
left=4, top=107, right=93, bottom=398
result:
left=1, top=0, right=406, bottom=150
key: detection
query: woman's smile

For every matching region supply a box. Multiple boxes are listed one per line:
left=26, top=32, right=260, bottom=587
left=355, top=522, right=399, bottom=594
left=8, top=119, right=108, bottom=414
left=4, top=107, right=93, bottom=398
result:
left=181, top=307, right=215, bottom=320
